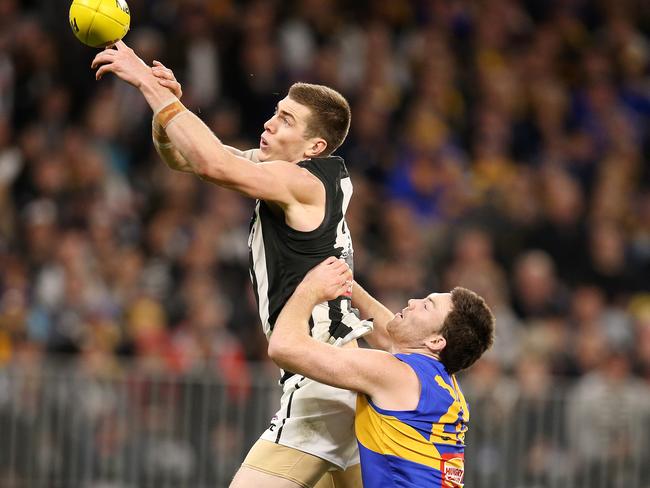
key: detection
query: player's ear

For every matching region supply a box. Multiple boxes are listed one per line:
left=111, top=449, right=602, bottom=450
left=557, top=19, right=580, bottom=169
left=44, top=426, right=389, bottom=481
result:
left=306, top=138, right=327, bottom=158
left=425, top=335, right=446, bottom=354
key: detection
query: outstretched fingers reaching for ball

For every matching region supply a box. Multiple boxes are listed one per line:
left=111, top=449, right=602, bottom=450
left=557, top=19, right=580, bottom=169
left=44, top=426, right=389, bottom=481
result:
left=91, top=40, right=150, bottom=87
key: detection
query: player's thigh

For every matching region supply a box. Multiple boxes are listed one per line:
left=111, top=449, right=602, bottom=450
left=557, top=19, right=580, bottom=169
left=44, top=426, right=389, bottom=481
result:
left=230, top=466, right=304, bottom=488
left=314, top=463, right=362, bottom=488
left=233, top=439, right=332, bottom=488
left=331, top=463, right=362, bottom=488
left=313, top=472, right=334, bottom=488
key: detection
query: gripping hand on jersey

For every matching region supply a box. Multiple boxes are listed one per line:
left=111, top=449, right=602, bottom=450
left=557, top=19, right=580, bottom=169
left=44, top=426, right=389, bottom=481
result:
left=297, top=257, right=353, bottom=304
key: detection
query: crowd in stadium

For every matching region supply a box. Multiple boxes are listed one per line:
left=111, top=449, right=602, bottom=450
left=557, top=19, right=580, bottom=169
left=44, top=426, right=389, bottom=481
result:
left=0, top=0, right=649, bottom=484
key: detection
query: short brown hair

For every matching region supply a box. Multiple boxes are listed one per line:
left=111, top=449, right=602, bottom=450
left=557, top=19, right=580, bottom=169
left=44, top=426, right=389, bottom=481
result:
left=439, top=287, right=495, bottom=374
left=288, top=82, right=351, bottom=156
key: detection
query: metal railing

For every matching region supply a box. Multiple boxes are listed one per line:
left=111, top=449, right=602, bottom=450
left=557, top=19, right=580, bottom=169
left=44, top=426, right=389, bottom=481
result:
left=0, top=360, right=280, bottom=488
left=0, top=361, right=648, bottom=488
left=463, top=384, right=650, bottom=488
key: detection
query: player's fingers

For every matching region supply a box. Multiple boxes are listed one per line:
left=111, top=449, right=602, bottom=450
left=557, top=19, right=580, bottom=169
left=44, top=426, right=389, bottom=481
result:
left=152, top=68, right=172, bottom=79
left=114, top=40, right=127, bottom=51
left=323, top=256, right=338, bottom=266
left=91, top=52, right=114, bottom=68
left=344, top=281, right=353, bottom=297
left=92, top=55, right=112, bottom=69
left=157, top=79, right=176, bottom=88
left=338, top=282, right=350, bottom=297
left=334, top=261, right=351, bottom=275
left=158, top=80, right=182, bottom=97
left=331, top=262, right=348, bottom=276
left=95, top=64, right=112, bottom=80
left=153, top=60, right=171, bottom=70
left=153, top=62, right=174, bottom=77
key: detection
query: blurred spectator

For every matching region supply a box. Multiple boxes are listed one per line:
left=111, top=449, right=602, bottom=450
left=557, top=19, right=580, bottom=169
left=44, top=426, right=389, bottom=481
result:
left=461, top=354, right=518, bottom=485
left=527, top=169, right=590, bottom=284
left=512, top=351, right=571, bottom=486
left=567, top=350, right=650, bottom=486
left=511, top=250, right=570, bottom=320
left=583, top=219, right=641, bottom=301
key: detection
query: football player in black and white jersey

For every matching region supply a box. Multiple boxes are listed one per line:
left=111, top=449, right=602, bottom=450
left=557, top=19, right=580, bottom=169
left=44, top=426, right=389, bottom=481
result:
left=92, top=42, right=372, bottom=488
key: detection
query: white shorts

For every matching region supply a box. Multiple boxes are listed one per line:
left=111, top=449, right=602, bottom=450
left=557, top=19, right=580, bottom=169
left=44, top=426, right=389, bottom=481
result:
left=260, top=374, right=360, bottom=471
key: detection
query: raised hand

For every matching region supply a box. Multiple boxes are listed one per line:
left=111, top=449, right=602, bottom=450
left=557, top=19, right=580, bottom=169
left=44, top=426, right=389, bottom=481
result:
left=152, top=60, right=183, bottom=99
left=91, top=40, right=151, bottom=87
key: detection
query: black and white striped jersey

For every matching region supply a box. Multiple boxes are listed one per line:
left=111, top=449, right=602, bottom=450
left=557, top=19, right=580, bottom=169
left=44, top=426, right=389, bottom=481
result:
left=248, top=156, right=370, bottom=345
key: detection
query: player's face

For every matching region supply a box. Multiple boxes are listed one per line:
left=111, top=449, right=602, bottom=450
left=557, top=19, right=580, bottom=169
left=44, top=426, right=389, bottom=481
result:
left=387, top=293, right=453, bottom=344
left=259, top=97, right=316, bottom=163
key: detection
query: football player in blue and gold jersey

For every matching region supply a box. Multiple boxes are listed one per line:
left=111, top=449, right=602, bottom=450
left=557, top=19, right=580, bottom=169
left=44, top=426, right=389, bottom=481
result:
left=269, top=257, right=495, bottom=488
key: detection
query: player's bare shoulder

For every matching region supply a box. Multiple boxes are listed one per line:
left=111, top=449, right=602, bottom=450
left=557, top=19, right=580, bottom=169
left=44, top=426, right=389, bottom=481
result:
left=259, top=160, right=325, bottom=206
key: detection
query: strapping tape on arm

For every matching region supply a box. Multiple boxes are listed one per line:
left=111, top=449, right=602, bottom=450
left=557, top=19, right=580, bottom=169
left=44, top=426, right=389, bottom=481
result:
left=154, top=99, right=188, bottom=130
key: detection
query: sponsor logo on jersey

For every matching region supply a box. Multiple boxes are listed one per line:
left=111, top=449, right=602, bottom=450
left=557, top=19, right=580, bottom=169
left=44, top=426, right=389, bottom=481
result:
left=441, top=453, right=464, bottom=487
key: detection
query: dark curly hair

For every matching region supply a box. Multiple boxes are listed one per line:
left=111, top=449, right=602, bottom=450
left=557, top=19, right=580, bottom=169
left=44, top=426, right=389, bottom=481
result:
left=438, top=287, right=495, bottom=374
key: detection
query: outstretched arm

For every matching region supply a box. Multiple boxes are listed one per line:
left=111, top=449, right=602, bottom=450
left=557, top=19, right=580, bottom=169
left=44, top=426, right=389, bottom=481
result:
left=153, top=120, right=259, bottom=172
left=268, top=258, right=416, bottom=406
left=92, top=42, right=315, bottom=205
left=149, top=61, right=192, bottom=172
left=150, top=61, right=261, bottom=169
left=351, top=282, right=394, bottom=351
left=152, top=118, right=259, bottom=172
left=223, top=146, right=261, bottom=163
left=151, top=118, right=193, bottom=173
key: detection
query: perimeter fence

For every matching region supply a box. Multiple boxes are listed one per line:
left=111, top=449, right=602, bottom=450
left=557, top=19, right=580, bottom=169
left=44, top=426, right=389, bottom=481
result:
left=0, top=360, right=648, bottom=488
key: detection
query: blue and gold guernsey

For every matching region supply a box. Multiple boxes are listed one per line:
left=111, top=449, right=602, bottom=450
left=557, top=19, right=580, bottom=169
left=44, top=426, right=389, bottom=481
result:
left=355, top=353, right=468, bottom=487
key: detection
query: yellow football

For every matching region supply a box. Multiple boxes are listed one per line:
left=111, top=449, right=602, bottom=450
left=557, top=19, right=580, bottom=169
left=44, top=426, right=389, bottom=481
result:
left=69, top=0, right=130, bottom=48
